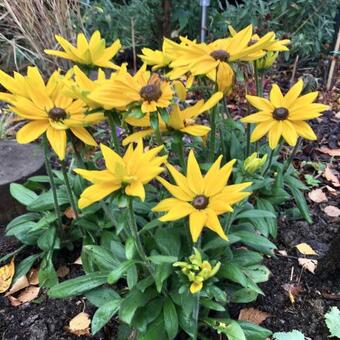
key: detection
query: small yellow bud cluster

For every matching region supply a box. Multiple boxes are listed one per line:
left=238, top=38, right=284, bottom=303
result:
left=173, top=248, right=221, bottom=294
left=244, top=152, right=267, bottom=174
left=256, top=51, right=278, bottom=71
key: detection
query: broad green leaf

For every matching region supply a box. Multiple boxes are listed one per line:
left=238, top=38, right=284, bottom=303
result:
left=48, top=272, right=108, bottom=298
left=83, top=245, right=120, bottom=271
left=155, top=263, right=172, bottom=293
left=107, top=260, right=137, bottom=284
left=218, top=263, right=248, bottom=287
left=148, top=255, right=177, bottom=264
left=232, top=249, right=263, bottom=267
left=155, top=228, right=181, bottom=256
left=273, top=330, right=305, bottom=340
left=235, top=209, right=276, bottom=220
left=200, top=298, right=225, bottom=311
left=287, top=185, right=312, bottom=224
left=13, top=254, right=40, bottom=283
left=37, top=228, right=56, bottom=251
left=325, top=306, right=340, bottom=338
left=92, top=299, right=121, bottom=335
left=232, top=231, right=276, bottom=255
left=139, top=315, right=166, bottom=340
left=231, top=288, right=258, bottom=303
left=245, top=265, right=271, bottom=283
left=28, top=189, right=69, bottom=211
left=127, top=265, right=138, bottom=289
left=163, top=297, right=178, bottom=339
left=10, top=183, right=38, bottom=206
left=85, top=287, right=120, bottom=308
left=238, top=321, right=272, bottom=340
left=38, top=256, right=58, bottom=288
left=140, top=219, right=162, bottom=233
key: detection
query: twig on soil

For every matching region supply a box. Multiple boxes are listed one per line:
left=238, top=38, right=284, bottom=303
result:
left=322, top=292, right=340, bottom=301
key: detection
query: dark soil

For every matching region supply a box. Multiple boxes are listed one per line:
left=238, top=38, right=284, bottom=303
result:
left=0, top=81, right=339, bottom=339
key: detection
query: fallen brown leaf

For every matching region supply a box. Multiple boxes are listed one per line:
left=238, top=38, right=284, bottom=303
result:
left=28, top=268, right=39, bottom=285
left=323, top=165, right=340, bottom=187
left=296, top=243, right=317, bottom=255
left=0, top=258, right=15, bottom=294
left=67, top=312, right=91, bottom=336
left=8, top=286, right=40, bottom=306
left=324, top=205, right=340, bottom=217
left=298, top=258, right=318, bottom=274
left=57, top=266, right=70, bottom=278
left=238, top=307, right=270, bottom=325
left=317, top=146, right=340, bottom=157
left=5, top=275, right=30, bottom=296
left=308, top=188, right=327, bottom=203
left=325, top=185, right=337, bottom=194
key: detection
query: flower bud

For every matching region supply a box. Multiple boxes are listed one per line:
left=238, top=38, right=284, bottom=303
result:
left=244, top=152, right=267, bottom=174
left=256, top=51, right=278, bottom=71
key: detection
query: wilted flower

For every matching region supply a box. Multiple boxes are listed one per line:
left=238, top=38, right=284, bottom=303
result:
left=244, top=152, right=267, bottom=173
left=45, top=31, right=121, bottom=69
left=241, top=80, right=329, bottom=149
left=75, top=140, right=167, bottom=208
left=153, top=150, right=252, bottom=242
left=174, top=248, right=221, bottom=293
left=0, top=67, right=104, bottom=160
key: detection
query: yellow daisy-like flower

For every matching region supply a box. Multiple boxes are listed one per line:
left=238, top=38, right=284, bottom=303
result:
left=241, top=80, right=330, bottom=149
left=88, top=65, right=173, bottom=113
left=45, top=31, right=121, bottom=69
left=75, top=140, right=167, bottom=209
left=0, top=67, right=104, bottom=160
left=139, top=40, right=172, bottom=71
left=122, top=92, right=223, bottom=145
left=169, top=25, right=274, bottom=83
left=152, top=151, right=252, bottom=242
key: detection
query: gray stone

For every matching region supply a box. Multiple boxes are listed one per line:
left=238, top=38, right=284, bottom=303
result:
left=0, top=140, right=45, bottom=225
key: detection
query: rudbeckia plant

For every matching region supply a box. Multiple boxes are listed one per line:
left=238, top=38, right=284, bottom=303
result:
left=1, top=21, right=329, bottom=340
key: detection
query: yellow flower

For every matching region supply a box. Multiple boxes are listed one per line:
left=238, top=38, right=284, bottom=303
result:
left=169, top=25, right=274, bottom=83
left=153, top=151, right=252, bottom=242
left=0, top=67, right=104, bottom=160
left=45, top=31, right=121, bottom=69
left=244, top=152, right=267, bottom=174
left=75, top=140, right=167, bottom=208
left=241, top=80, right=329, bottom=149
left=88, top=64, right=173, bottom=113
left=255, top=51, right=279, bottom=71
left=122, top=92, right=223, bottom=145
left=139, top=40, right=172, bottom=70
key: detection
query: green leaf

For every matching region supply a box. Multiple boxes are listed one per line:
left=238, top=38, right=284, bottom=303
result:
left=200, top=298, right=225, bottom=311
left=37, top=227, right=56, bottom=251
left=235, top=209, right=276, bottom=220
left=231, top=288, right=258, bottom=303
left=325, top=306, right=340, bottom=338
left=148, top=255, right=177, bottom=264
left=139, top=315, right=166, bottom=340
left=13, top=254, right=40, bottom=283
left=28, top=189, right=69, bottom=211
left=48, top=272, right=108, bottom=298
left=219, top=263, right=248, bottom=287
left=238, top=321, right=272, bottom=340
left=218, top=320, right=246, bottom=340
left=287, top=185, right=313, bottom=224
left=273, top=330, right=305, bottom=340
left=149, top=111, right=159, bottom=131
left=125, top=237, right=136, bottom=260
left=38, top=256, right=58, bottom=288
left=107, top=260, right=137, bottom=284
left=140, top=219, right=162, bottom=233
left=232, top=249, right=263, bottom=267
left=10, top=183, right=38, bottom=206
left=85, top=287, right=120, bottom=308
left=127, top=265, right=138, bottom=289
left=203, top=235, right=241, bottom=251
left=244, top=265, right=271, bottom=283
left=155, top=228, right=181, bottom=256
left=232, top=231, right=276, bottom=256
left=83, top=245, right=120, bottom=271
left=178, top=310, right=195, bottom=338
left=158, top=108, right=170, bottom=124
left=155, top=263, right=172, bottom=293
left=256, top=198, right=277, bottom=238
left=163, top=297, right=178, bottom=339
left=92, top=299, right=121, bottom=335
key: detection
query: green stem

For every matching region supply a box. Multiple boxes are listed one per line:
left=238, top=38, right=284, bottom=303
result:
left=223, top=96, right=232, bottom=120
left=283, top=138, right=301, bottom=173
left=107, top=112, right=121, bottom=154
left=42, top=134, right=63, bottom=233
left=254, top=62, right=263, bottom=97
left=262, top=148, right=275, bottom=176
left=60, top=160, right=80, bottom=219
left=175, top=133, right=186, bottom=170
left=209, top=106, right=217, bottom=163
left=192, top=237, right=201, bottom=340
left=127, top=199, right=154, bottom=275
left=245, top=123, right=251, bottom=158
left=155, top=127, right=163, bottom=145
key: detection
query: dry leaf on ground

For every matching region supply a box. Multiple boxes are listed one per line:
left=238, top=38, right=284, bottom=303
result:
left=73, top=257, right=82, bottom=265
left=28, top=268, right=39, bottom=285
left=0, top=258, right=15, bottom=294
left=8, top=286, right=40, bottom=306
left=323, top=165, right=340, bottom=187
left=298, top=258, right=318, bottom=274
left=238, top=307, right=270, bottom=325
left=282, top=283, right=303, bottom=304
left=5, top=275, right=30, bottom=296
left=57, top=266, right=70, bottom=278
left=67, top=312, right=91, bottom=336
left=295, top=243, right=317, bottom=255
left=277, top=250, right=288, bottom=257
left=324, top=205, right=340, bottom=217
left=317, top=146, right=340, bottom=157
left=308, top=189, right=327, bottom=203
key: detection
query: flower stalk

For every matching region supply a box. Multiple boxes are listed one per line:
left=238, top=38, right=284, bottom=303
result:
left=192, top=237, right=201, bottom=340
left=283, top=138, right=301, bottom=173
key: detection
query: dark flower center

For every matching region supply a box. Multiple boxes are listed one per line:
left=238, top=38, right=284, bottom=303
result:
left=192, top=195, right=209, bottom=210
left=140, top=84, right=162, bottom=102
left=272, top=107, right=289, bottom=120
left=48, top=107, right=67, bottom=121
left=210, top=50, right=230, bottom=62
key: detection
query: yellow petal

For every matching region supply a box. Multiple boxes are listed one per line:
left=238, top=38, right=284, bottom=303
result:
left=74, top=169, right=115, bottom=184
left=166, top=163, right=194, bottom=196
left=16, top=120, right=49, bottom=144
left=70, top=127, right=97, bottom=146
left=100, top=143, right=125, bottom=174
left=205, top=209, right=228, bottom=240
left=268, top=121, right=283, bottom=149
left=180, top=125, right=210, bottom=137
left=282, top=79, right=303, bottom=108
left=291, top=121, right=317, bottom=140
left=246, top=95, right=274, bottom=111
left=46, top=126, right=67, bottom=160
left=156, top=176, right=193, bottom=201
left=282, top=120, right=298, bottom=146
left=189, top=210, right=207, bottom=242
left=190, top=282, right=203, bottom=294
left=122, top=130, right=154, bottom=146
left=125, top=181, right=145, bottom=201
left=269, top=84, right=284, bottom=108
left=250, top=120, right=276, bottom=142
left=158, top=201, right=194, bottom=222
left=152, top=198, right=182, bottom=212
left=187, top=150, right=204, bottom=194
left=241, top=111, right=272, bottom=123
